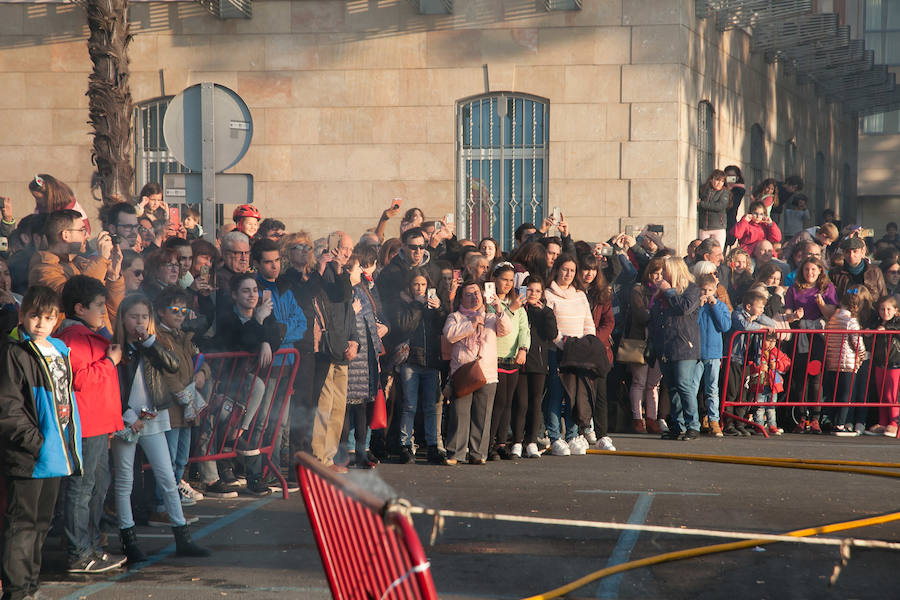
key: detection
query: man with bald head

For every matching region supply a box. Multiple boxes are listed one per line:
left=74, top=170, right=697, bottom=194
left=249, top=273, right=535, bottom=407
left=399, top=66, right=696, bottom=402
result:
left=753, top=240, right=789, bottom=277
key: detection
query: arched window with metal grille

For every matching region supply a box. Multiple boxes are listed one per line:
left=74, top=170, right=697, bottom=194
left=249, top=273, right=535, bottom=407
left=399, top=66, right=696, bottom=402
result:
left=456, top=93, right=549, bottom=250
left=698, top=101, right=715, bottom=185
left=750, top=124, right=765, bottom=188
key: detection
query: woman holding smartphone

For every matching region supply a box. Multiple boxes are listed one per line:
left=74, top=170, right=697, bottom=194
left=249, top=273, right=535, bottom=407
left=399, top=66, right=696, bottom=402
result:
left=487, top=262, right=530, bottom=460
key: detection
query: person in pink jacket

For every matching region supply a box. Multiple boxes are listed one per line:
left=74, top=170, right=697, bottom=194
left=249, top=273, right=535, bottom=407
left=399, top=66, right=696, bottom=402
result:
left=731, top=200, right=782, bottom=256
left=443, top=281, right=511, bottom=465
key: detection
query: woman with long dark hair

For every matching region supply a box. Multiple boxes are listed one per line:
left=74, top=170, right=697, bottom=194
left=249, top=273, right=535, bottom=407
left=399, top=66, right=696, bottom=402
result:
left=576, top=253, right=615, bottom=450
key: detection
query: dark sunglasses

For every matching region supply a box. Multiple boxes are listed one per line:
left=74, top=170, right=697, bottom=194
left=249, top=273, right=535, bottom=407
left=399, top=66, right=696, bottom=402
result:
left=166, top=306, right=190, bottom=315
left=406, top=244, right=426, bottom=251
left=131, top=270, right=144, bottom=277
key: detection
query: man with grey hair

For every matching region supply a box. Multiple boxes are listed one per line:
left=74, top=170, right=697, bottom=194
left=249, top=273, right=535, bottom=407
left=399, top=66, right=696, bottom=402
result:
left=308, top=231, right=358, bottom=472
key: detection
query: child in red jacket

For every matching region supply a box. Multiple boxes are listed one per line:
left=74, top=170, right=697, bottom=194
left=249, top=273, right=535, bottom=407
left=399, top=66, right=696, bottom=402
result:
left=58, top=275, right=127, bottom=573
left=746, top=332, right=790, bottom=435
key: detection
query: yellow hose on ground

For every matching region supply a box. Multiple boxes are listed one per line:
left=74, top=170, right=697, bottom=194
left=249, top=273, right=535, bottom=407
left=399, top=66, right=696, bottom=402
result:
left=586, top=449, right=900, bottom=479
left=521, top=510, right=900, bottom=600
left=520, top=451, right=900, bottom=600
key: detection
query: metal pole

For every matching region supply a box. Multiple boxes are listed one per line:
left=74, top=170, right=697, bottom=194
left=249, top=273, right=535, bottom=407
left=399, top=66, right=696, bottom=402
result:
left=201, top=82, right=216, bottom=242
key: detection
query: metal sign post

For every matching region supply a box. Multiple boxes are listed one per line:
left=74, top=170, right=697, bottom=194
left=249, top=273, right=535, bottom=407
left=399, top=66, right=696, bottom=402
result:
left=201, top=83, right=216, bottom=242
left=163, top=83, right=254, bottom=242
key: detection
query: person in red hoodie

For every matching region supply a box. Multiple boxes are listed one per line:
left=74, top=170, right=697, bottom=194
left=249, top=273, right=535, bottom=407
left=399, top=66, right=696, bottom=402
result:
left=57, top=275, right=127, bottom=573
left=731, top=200, right=782, bottom=256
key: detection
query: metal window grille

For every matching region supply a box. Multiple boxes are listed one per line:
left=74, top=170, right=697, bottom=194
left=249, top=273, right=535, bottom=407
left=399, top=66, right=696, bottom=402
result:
left=134, top=97, right=189, bottom=197
left=198, top=0, right=252, bottom=19
left=457, top=94, right=549, bottom=250
left=545, top=0, right=583, bottom=10
left=750, top=124, right=765, bottom=188
left=698, top=101, right=715, bottom=185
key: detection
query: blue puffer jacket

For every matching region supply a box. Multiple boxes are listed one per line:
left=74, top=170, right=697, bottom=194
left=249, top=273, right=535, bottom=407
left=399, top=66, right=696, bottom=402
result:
left=697, top=300, right=732, bottom=360
left=0, top=328, right=82, bottom=479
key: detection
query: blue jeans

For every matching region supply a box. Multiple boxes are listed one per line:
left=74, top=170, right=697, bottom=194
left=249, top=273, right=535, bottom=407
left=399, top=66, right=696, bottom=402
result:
left=112, top=431, right=185, bottom=529
left=700, top=359, right=721, bottom=422
left=166, top=426, right=191, bottom=483
left=753, top=392, right=777, bottom=427
left=544, top=351, right=579, bottom=442
left=398, top=364, right=440, bottom=447
left=660, top=359, right=702, bottom=433
left=63, top=434, right=110, bottom=561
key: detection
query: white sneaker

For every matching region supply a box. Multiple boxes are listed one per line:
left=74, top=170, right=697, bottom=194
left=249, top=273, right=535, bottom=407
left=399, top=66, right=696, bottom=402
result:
left=657, top=419, right=669, bottom=433
left=510, top=443, right=523, bottom=458
left=597, top=436, right=616, bottom=451
left=585, top=430, right=598, bottom=445
left=179, top=480, right=204, bottom=501
left=525, top=442, right=541, bottom=458
left=550, top=439, right=571, bottom=456
left=568, top=436, right=588, bottom=455
left=179, top=494, right=196, bottom=507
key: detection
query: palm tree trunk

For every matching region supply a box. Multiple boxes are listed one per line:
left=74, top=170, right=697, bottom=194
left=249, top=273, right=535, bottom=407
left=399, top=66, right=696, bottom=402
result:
left=86, top=0, right=133, bottom=206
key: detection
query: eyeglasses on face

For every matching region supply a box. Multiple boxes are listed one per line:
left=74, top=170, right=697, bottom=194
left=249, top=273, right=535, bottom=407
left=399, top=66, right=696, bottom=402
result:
left=406, top=244, right=426, bottom=251
left=66, top=227, right=87, bottom=234
left=130, top=270, right=144, bottom=277
left=166, top=306, right=189, bottom=315
left=227, top=250, right=250, bottom=257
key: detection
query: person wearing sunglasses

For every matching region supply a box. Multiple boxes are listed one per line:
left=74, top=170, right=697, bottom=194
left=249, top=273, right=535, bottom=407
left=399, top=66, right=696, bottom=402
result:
left=376, top=227, right=443, bottom=349
left=139, top=248, right=182, bottom=303
left=30, top=209, right=124, bottom=334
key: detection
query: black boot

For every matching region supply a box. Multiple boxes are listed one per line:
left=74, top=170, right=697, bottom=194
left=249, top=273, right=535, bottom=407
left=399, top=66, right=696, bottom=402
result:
left=427, top=445, right=449, bottom=465
left=173, top=525, right=211, bottom=557
left=120, top=526, right=147, bottom=564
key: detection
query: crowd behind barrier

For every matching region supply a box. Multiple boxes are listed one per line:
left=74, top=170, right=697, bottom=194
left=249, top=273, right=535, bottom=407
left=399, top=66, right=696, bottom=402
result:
left=0, top=169, right=898, bottom=595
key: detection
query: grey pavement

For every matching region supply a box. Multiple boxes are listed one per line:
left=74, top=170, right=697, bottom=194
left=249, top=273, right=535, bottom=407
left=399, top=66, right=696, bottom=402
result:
left=38, top=434, right=900, bottom=599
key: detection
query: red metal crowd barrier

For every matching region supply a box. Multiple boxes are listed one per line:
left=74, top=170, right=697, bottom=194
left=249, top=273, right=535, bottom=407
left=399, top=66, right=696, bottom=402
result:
left=721, top=328, right=900, bottom=438
left=296, top=451, right=439, bottom=600
left=187, top=349, right=301, bottom=498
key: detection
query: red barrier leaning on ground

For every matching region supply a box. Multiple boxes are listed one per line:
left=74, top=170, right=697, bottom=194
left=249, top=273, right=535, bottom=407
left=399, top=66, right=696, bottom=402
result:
left=296, top=451, right=439, bottom=600
left=721, top=329, right=900, bottom=438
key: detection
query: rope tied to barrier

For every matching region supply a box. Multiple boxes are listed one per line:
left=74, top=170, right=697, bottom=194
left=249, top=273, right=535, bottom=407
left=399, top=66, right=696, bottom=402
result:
left=378, top=560, right=433, bottom=600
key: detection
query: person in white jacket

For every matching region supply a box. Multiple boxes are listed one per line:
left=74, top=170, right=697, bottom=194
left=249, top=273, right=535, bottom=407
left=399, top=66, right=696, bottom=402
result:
left=543, top=254, right=595, bottom=456
left=443, top=281, right=511, bottom=465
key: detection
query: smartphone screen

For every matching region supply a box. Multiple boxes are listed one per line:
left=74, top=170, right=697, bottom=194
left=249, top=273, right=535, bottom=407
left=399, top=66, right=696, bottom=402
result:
left=551, top=206, right=561, bottom=223
left=427, top=288, right=437, bottom=301
left=445, top=212, right=454, bottom=225
left=518, top=285, right=527, bottom=301
left=484, top=282, right=496, bottom=301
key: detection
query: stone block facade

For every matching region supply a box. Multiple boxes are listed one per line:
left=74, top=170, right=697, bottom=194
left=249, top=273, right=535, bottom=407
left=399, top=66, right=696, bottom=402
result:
left=0, top=0, right=857, bottom=249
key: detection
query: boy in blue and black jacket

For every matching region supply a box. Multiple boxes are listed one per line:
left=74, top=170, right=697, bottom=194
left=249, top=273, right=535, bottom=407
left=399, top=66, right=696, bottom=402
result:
left=723, top=289, right=777, bottom=436
left=696, top=274, right=732, bottom=437
left=0, top=286, right=82, bottom=600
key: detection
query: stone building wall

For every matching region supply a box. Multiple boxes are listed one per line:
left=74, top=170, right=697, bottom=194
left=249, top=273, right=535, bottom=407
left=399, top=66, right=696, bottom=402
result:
left=0, top=0, right=857, bottom=249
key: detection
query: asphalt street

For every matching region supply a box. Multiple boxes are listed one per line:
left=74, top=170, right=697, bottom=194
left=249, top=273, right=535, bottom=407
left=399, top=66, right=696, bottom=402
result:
left=36, top=434, right=900, bottom=599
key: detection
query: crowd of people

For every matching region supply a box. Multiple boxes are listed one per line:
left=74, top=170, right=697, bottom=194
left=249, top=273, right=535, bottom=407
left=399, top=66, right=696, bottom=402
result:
left=0, top=170, right=899, bottom=598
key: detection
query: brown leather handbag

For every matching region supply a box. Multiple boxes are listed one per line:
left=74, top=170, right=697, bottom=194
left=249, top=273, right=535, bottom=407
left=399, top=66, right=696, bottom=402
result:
left=451, top=336, right=486, bottom=397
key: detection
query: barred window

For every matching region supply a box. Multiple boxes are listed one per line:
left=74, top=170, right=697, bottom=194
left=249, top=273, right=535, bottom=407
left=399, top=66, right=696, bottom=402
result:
left=457, top=93, right=549, bottom=250
left=698, top=101, right=715, bottom=184
left=133, top=97, right=188, bottom=197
